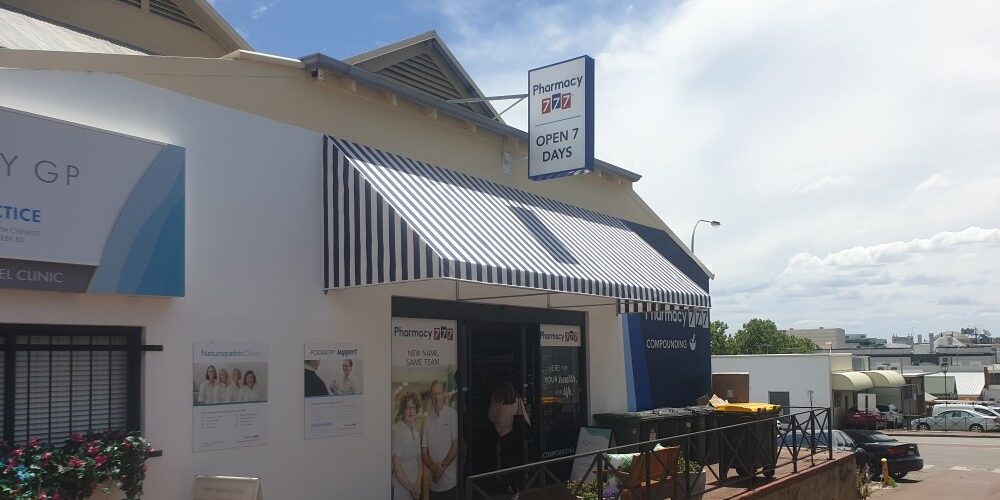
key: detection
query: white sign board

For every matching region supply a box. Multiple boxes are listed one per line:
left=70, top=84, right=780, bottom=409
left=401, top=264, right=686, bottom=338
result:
left=304, top=343, right=364, bottom=439
left=192, top=343, right=269, bottom=452
left=540, top=324, right=582, bottom=347
left=570, top=427, right=614, bottom=482
left=0, top=105, right=185, bottom=296
left=528, top=56, right=594, bottom=180
left=192, top=476, right=262, bottom=500
left=858, top=393, right=877, bottom=412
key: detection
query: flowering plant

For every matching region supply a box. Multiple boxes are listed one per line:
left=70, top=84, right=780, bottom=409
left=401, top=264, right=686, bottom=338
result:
left=0, top=431, right=153, bottom=499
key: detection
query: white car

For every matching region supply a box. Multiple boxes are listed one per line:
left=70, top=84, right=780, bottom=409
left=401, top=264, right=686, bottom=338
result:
left=912, top=409, right=1000, bottom=432
left=930, top=403, right=1000, bottom=418
left=876, top=404, right=904, bottom=429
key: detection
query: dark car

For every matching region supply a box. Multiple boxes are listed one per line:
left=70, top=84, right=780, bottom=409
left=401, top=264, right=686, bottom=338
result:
left=842, top=429, right=923, bottom=479
left=842, top=406, right=887, bottom=430
left=779, top=430, right=868, bottom=469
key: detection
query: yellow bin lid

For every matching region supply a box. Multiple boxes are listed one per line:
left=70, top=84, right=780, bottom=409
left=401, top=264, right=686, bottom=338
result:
left=714, top=403, right=782, bottom=413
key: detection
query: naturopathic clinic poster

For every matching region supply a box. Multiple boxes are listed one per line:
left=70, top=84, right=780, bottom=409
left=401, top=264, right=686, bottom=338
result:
left=304, top=343, right=364, bottom=439
left=192, top=342, right=268, bottom=452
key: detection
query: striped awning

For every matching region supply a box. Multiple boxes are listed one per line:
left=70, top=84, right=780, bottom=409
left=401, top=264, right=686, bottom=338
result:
left=323, top=136, right=710, bottom=309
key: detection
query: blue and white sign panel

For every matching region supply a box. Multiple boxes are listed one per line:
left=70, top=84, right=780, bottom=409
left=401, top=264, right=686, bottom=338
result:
left=528, top=55, right=595, bottom=181
left=0, top=106, right=185, bottom=296
left=622, top=310, right=711, bottom=411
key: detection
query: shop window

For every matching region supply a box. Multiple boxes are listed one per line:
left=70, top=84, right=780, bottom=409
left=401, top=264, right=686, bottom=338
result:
left=0, top=325, right=143, bottom=445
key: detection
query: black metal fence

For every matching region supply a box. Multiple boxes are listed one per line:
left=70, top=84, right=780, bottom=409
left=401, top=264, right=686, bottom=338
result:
left=465, top=407, right=835, bottom=500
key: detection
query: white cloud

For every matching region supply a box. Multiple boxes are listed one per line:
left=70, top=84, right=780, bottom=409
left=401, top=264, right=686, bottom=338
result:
left=251, top=2, right=277, bottom=20
left=436, top=0, right=1000, bottom=336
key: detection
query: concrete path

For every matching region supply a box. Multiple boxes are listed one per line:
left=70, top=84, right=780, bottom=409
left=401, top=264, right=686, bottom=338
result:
left=872, top=435, right=1000, bottom=499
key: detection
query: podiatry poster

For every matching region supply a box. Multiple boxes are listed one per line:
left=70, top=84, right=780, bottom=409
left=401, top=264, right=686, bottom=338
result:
left=193, top=342, right=268, bottom=452
left=304, top=343, right=364, bottom=439
left=0, top=105, right=185, bottom=296
left=390, top=318, right=458, bottom=500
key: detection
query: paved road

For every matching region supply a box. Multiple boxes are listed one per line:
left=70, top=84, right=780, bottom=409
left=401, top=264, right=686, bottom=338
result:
left=874, top=435, right=1000, bottom=499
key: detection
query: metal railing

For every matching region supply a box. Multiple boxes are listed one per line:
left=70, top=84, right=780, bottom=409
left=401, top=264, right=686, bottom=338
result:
left=465, top=407, right=834, bottom=500
left=902, top=415, right=1000, bottom=432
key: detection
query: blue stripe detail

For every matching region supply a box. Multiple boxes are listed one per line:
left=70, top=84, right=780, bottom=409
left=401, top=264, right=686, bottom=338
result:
left=89, top=145, right=185, bottom=296
left=623, top=313, right=651, bottom=411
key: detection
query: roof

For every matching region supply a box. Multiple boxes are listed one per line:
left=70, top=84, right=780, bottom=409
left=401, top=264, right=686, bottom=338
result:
left=951, top=372, right=987, bottom=397
left=861, top=370, right=906, bottom=388
left=832, top=371, right=875, bottom=391
left=344, top=31, right=501, bottom=122
left=0, top=5, right=145, bottom=54
left=0, top=0, right=249, bottom=57
left=323, top=136, right=710, bottom=308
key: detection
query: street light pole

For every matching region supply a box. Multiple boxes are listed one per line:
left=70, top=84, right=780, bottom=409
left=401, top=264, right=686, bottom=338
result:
left=690, top=219, right=721, bottom=252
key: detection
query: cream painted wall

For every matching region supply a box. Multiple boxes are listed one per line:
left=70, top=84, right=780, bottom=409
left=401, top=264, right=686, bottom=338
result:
left=0, top=49, right=672, bottom=231
left=0, top=69, right=629, bottom=499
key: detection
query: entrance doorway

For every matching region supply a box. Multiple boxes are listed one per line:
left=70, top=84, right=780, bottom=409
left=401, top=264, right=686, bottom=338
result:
left=464, top=321, right=533, bottom=477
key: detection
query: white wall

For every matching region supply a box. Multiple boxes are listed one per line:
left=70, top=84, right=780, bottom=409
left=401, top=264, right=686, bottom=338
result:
left=0, top=69, right=629, bottom=499
left=711, top=355, right=833, bottom=410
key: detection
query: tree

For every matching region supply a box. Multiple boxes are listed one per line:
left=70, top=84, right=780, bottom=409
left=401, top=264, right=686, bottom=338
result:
left=710, top=320, right=734, bottom=355
left=730, top=318, right=817, bottom=355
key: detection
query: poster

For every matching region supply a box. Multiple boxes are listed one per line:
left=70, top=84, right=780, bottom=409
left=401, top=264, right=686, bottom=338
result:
left=193, top=343, right=268, bottom=452
left=304, top=343, right=364, bottom=439
left=390, top=318, right=459, bottom=499
left=539, top=324, right=583, bottom=466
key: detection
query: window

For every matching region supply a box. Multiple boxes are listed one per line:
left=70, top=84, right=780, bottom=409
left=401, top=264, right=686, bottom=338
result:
left=768, top=391, right=791, bottom=415
left=0, top=324, right=142, bottom=445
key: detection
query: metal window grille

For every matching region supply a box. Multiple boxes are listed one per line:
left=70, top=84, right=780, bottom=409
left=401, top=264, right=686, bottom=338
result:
left=0, top=325, right=142, bottom=445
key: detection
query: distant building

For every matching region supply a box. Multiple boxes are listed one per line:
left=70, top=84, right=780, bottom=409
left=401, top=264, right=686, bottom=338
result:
left=784, top=327, right=846, bottom=349
left=845, top=333, right=887, bottom=348
left=891, top=335, right=914, bottom=346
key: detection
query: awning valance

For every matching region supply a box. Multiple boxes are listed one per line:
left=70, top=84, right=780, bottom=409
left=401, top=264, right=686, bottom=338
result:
left=323, top=136, right=710, bottom=309
left=832, top=371, right=874, bottom=391
left=861, top=370, right=906, bottom=388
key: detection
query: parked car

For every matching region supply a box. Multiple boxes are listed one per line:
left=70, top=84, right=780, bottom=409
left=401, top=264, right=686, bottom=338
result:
left=931, top=403, right=1000, bottom=418
left=779, top=430, right=868, bottom=469
left=842, top=430, right=923, bottom=480
left=912, top=409, right=1000, bottom=432
left=876, top=404, right=904, bottom=429
left=842, top=407, right=887, bottom=430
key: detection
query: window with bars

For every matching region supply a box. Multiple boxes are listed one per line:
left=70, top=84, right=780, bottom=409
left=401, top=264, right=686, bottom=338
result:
left=0, top=325, right=142, bottom=446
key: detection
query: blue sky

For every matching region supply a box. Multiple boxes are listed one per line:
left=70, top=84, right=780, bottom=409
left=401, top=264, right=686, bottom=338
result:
left=208, top=0, right=1000, bottom=339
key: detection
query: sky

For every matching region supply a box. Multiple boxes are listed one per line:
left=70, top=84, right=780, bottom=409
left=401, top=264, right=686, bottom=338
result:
left=208, top=0, right=1000, bottom=339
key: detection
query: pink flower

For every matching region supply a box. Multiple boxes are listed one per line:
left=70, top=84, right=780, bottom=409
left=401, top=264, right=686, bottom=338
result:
left=68, top=457, right=85, bottom=468
left=86, top=445, right=100, bottom=457
left=122, top=441, right=133, bottom=449
left=10, top=448, right=23, bottom=458
left=70, top=433, right=84, bottom=443
left=28, top=438, right=40, bottom=449
left=94, top=455, right=108, bottom=467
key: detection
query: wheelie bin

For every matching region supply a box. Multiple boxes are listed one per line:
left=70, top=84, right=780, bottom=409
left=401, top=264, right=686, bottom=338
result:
left=713, top=403, right=782, bottom=479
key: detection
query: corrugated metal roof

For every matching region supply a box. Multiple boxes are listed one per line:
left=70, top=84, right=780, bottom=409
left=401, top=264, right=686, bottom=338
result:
left=952, top=372, right=987, bottom=397
left=0, top=5, right=145, bottom=55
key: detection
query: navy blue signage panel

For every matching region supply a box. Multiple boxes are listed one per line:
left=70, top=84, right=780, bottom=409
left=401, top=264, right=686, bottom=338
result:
left=623, top=311, right=711, bottom=411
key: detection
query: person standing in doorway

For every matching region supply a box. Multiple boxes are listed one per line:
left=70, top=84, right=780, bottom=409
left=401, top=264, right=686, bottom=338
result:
left=488, top=380, right=530, bottom=492
left=422, top=380, right=458, bottom=499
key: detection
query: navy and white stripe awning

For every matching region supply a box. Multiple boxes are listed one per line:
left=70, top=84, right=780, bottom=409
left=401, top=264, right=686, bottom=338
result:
left=323, top=136, right=710, bottom=309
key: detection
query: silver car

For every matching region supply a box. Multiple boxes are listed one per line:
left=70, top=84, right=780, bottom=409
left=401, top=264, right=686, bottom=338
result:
left=912, top=409, right=1000, bottom=432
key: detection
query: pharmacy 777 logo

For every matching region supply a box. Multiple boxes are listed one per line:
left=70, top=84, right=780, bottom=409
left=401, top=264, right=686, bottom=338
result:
left=541, top=92, right=572, bottom=114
